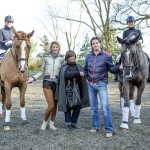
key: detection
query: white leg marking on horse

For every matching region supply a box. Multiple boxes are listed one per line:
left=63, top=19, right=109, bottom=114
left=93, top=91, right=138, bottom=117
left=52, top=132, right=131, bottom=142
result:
left=21, top=107, right=26, bottom=120
left=130, top=100, right=135, bottom=117
left=0, top=102, right=3, bottom=115
left=134, top=105, right=141, bottom=124
left=120, top=107, right=129, bottom=129
left=126, top=49, right=130, bottom=64
left=5, top=110, right=11, bottom=122
left=122, top=107, right=129, bottom=122
left=21, top=41, right=26, bottom=70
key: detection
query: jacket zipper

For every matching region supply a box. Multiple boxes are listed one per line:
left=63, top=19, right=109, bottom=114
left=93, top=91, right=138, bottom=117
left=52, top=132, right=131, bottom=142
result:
left=92, top=55, right=97, bottom=83
left=52, top=58, right=55, bottom=76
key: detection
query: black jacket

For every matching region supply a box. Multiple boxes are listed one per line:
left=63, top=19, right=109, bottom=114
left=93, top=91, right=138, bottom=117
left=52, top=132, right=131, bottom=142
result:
left=56, top=63, right=90, bottom=112
left=123, top=27, right=143, bottom=42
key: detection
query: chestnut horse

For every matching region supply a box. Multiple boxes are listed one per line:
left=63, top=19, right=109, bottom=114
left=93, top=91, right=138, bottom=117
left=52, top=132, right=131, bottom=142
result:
left=0, top=27, right=34, bottom=130
left=117, top=33, right=149, bottom=129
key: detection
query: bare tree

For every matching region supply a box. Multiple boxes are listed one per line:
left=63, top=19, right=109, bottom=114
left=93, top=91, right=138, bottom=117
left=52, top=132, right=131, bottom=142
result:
left=111, top=0, right=150, bottom=30
left=70, top=0, right=117, bottom=52
left=39, top=0, right=82, bottom=51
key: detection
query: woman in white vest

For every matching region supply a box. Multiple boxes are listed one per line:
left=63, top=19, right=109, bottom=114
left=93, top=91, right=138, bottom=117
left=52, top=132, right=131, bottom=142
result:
left=27, top=41, right=64, bottom=131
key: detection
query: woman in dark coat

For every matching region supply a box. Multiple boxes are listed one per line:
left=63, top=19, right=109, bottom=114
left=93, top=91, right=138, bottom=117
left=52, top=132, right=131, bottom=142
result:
left=56, top=50, right=90, bottom=129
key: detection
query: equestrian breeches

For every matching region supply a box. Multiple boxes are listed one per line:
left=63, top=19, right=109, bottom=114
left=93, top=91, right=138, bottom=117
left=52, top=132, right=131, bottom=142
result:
left=43, top=88, right=58, bottom=122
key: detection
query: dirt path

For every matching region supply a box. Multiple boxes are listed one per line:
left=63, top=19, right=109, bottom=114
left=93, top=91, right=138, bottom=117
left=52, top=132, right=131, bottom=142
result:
left=0, top=81, right=150, bottom=150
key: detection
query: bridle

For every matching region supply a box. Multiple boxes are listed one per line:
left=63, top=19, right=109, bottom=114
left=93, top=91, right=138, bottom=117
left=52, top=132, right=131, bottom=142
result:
left=11, top=37, right=30, bottom=72
left=121, top=43, right=141, bottom=71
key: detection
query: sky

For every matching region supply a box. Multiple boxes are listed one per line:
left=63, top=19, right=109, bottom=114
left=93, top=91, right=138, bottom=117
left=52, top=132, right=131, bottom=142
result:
left=0, top=0, right=150, bottom=55
left=0, top=0, right=46, bottom=41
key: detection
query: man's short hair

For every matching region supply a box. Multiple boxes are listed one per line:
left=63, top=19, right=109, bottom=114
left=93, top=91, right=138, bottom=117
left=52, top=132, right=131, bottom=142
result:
left=90, top=37, right=101, bottom=46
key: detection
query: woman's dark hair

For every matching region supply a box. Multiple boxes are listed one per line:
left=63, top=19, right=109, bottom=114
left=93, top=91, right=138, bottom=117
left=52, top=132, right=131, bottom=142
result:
left=90, top=37, right=101, bottom=46
left=65, top=50, right=76, bottom=61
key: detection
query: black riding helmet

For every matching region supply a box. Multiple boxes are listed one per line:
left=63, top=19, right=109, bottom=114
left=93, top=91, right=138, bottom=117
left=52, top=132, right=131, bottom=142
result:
left=4, top=15, right=14, bottom=23
left=126, top=16, right=135, bottom=24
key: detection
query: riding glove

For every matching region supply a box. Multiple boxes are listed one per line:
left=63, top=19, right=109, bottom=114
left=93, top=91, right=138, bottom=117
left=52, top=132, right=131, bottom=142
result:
left=5, top=40, right=13, bottom=46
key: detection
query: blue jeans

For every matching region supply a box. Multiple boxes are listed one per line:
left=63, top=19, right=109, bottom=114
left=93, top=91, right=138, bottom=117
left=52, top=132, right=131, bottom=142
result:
left=65, top=105, right=81, bottom=125
left=87, top=81, right=113, bottom=132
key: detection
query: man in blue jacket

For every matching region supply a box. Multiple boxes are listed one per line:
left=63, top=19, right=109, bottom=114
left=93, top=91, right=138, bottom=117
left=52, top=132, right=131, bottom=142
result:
left=0, top=15, right=14, bottom=60
left=84, top=36, right=122, bottom=138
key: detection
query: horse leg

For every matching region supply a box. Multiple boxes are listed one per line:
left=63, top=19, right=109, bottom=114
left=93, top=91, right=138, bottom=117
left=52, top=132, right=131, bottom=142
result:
left=3, top=83, right=12, bottom=130
left=129, top=85, right=135, bottom=117
left=118, top=81, right=124, bottom=114
left=120, top=82, right=130, bottom=129
left=0, top=87, right=3, bottom=117
left=0, top=87, right=6, bottom=118
left=133, top=83, right=145, bottom=124
left=19, top=84, right=28, bottom=125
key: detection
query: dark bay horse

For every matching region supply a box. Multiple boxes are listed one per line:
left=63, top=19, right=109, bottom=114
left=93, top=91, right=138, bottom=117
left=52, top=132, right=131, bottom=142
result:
left=117, top=34, right=149, bottom=129
left=0, top=27, right=34, bottom=130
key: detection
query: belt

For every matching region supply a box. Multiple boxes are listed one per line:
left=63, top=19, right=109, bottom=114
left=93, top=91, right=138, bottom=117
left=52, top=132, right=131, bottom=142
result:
left=44, top=75, right=58, bottom=79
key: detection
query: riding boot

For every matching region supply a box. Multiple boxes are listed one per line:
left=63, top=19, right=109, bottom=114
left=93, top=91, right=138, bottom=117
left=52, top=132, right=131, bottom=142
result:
left=41, top=120, right=48, bottom=131
left=49, top=120, right=57, bottom=130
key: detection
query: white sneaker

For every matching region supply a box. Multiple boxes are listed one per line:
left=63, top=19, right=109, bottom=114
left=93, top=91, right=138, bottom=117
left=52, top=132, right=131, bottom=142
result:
left=49, top=120, right=57, bottom=130
left=106, top=132, right=112, bottom=138
left=41, top=120, right=48, bottom=131
left=90, top=128, right=98, bottom=133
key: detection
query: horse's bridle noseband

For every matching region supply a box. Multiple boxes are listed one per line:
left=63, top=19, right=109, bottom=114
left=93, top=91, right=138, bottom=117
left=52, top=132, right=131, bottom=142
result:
left=11, top=37, right=30, bottom=70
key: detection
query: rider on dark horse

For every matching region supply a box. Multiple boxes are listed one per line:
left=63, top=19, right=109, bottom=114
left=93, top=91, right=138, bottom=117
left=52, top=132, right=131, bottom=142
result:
left=114, top=16, right=150, bottom=81
left=0, top=15, right=14, bottom=60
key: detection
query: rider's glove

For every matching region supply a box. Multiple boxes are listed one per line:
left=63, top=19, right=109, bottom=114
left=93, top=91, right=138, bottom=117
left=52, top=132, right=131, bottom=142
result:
left=136, top=40, right=143, bottom=46
left=5, top=40, right=12, bottom=46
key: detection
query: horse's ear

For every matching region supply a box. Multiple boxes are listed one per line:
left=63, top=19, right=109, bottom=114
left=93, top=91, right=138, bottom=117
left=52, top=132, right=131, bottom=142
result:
left=28, top=30, right=34, bottom=38
left=117, top=36, right=124, bottom=44
left=130, top=34, right=140, bottom=44
left=11, top=26, right=20, bottom=38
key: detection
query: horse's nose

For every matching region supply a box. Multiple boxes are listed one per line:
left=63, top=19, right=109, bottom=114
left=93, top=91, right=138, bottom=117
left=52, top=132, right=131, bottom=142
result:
left=20, top=70, right=25, bottom=73
left=125, top=72, right=133, bottom=80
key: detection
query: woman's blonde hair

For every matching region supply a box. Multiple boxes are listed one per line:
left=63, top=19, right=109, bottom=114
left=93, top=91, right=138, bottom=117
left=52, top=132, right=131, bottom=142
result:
left=50, top=41, right=61, bottom=53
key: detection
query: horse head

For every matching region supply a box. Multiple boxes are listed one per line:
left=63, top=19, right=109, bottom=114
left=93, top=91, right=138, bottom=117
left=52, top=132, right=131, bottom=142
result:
left=117, top=34, right=140, bottom=80
left=12, top=27, right=34, bottom=73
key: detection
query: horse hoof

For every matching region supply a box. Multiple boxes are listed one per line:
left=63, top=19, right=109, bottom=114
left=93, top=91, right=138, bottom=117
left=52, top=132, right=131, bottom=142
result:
left=3, top=122, right=11, bottom=130
left=21, top=120, right=29, bottom=125
left=120, top=123, right=129, bottom=129
left=133, top=119, right=141, bottom=124
left=4, top=126, right=11, bottom=130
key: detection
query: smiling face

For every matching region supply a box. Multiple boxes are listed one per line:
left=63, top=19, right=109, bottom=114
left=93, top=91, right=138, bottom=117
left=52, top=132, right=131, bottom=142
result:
left=68, top=56, right=76, bottom=63
left=51, top=43, right=60, bottom=54
left=91, top=39, right=101, bottom=51
left=5, top=21, right=13, bottom=28
left=128, top=21, right=135, bottom=28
